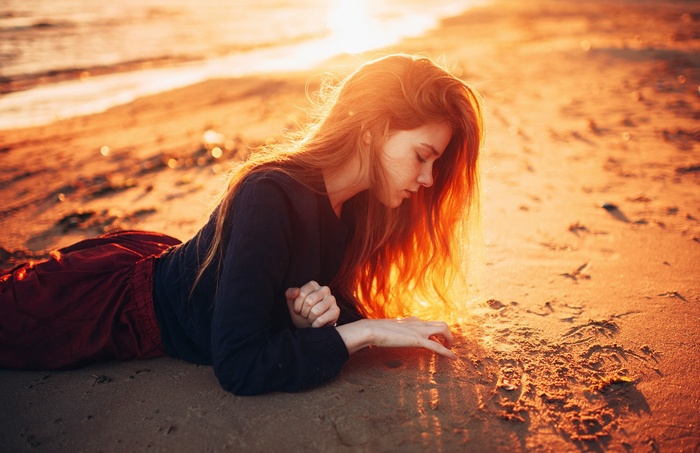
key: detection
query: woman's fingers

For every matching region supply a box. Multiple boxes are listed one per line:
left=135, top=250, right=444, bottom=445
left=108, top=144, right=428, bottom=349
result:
left=310, top=304, right=340, bottom=328
left=426, top=321, right=453, bottom=348
left=370, top=319, right=458, bottom=359
left=301, top=288, right=331, bottom=318
left=298, top=285, right=336, bottom=322
left=293, top=281, right=321, bottom=316
left=307, top=294, right=335, bottom=322
left=393, top=319, right=454, bottom=347
left=418, top=335, right=458, bottom=360
left=286, top=281, right=340, bottom=328
left=285, top=287, right=300, bottom=302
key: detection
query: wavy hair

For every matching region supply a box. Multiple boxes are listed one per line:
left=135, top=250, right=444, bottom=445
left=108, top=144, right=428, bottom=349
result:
left=195, top=54, right=483, bottom=320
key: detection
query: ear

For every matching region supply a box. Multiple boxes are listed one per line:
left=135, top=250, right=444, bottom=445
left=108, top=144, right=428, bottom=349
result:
left=362, top=130, right=371, bottom=145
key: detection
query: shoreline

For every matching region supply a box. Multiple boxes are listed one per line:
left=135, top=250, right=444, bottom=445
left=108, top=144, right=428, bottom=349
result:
left=1, top=0, right=699, bottom=451
left=0, top=0, right=489, bottom=131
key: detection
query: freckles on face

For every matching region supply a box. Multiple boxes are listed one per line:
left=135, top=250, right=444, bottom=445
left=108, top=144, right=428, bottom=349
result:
left=378, top=122, right=453, bottom=208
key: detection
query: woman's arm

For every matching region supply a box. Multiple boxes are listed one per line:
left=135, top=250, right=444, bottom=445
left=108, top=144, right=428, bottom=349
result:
left=211, top=177, right=348, bottom=396
left=336, top=318, right=458, bottom=360
left=285, top=281, right=457, bottom=359
left=284, top=278, right=457, bottom=359
left=285, top=286, right=457, bottom=361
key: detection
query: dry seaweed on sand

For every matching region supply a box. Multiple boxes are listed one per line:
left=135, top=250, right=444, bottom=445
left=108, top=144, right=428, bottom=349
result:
left=588, top=375, right=634, bottom=393
left=675, top=164, right=700, bottom=174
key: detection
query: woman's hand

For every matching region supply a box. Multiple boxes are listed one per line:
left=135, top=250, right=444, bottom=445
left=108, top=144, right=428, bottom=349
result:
left=285, top=281, right=340, bottom=328
left=335, top=318, right=457, bottom=360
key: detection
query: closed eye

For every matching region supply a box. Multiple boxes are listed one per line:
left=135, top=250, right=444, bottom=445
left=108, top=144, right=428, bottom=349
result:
left=415, top=152, right=427, bottom=164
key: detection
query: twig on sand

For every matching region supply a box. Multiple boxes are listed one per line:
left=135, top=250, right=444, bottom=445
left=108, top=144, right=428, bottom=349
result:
left=657, top=291, right=688, bottom=302
left=561, top=262, right=592, bottom=281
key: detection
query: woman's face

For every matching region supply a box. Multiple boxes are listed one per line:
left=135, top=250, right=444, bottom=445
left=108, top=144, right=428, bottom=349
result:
left=377, top=122, right=453, bottom=208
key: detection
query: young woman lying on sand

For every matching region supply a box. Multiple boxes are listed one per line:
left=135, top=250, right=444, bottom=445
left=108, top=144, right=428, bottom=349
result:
left=0, top=54, right=483, bottom=395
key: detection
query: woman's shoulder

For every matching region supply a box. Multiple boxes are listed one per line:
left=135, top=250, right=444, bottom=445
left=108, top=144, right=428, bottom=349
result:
left=235, top=166, right=321, bottom=211
left=241, top=166, right=321, bottom=196
left=245, top=166, right=305, bottom=186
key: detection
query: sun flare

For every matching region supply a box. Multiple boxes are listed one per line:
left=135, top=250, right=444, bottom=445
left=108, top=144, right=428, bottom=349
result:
left=326, top=0, right=389, bottom=54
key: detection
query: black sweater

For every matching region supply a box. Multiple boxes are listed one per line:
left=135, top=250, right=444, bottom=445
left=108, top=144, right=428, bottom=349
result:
left=153, top=169, right=362, bottom=395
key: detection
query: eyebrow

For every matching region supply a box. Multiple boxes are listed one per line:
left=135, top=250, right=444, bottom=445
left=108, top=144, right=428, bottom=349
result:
left=420, top=142, right=440, bottom=156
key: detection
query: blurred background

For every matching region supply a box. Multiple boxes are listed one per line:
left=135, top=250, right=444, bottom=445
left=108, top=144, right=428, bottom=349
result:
left=0, top=0, right=487, bottom=128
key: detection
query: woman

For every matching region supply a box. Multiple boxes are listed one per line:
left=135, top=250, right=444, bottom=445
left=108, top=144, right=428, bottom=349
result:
left=0, top=54, right=483, bottom=395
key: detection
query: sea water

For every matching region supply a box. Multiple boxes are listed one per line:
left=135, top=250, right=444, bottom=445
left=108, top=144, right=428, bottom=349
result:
left=0, top=0, right=486, bottom=129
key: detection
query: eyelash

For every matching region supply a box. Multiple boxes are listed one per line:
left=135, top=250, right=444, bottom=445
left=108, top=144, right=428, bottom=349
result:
left=416, top=153, right=427, bottom=164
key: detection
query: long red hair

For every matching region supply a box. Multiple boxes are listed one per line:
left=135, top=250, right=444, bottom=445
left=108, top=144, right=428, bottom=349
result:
left=196, top=54, right=483, bottom=320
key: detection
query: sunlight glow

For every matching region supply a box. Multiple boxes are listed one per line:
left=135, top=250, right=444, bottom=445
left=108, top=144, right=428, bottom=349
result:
left=0, top=0, right=488, bottom=130
left=326, top=0, right=389, bottom=54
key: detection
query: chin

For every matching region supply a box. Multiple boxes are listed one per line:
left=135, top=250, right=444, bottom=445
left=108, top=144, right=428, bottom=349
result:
left=377, top=197, right=401, bottom=209
left=388, top=198, right=404, bottom=208
left=376, top=189, right=406, bottom=208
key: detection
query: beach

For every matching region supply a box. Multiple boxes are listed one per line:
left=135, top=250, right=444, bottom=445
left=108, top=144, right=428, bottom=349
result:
left=1, top=0, right=699, bottom=451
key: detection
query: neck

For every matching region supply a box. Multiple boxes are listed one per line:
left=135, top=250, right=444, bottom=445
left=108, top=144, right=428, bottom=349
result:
left=322, top=157, right=369, bottom=217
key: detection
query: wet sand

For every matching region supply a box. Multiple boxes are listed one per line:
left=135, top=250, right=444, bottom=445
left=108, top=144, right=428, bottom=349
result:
left=1, top=0, right=699, bottom=451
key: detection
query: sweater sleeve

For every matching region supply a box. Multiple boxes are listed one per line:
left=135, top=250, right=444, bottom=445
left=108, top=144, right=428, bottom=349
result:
left=210, top=177, right=349, bottom=395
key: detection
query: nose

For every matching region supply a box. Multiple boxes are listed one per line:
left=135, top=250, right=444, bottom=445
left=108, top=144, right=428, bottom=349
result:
left=417, top=165, right=434, bottom=188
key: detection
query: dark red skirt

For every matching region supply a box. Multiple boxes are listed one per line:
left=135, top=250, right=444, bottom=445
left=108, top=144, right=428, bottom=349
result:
left=0, top=230, right=181, bottom=370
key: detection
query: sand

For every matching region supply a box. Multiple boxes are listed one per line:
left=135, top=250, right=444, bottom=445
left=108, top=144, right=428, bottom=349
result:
left=1, top=0, right=699, bottom=451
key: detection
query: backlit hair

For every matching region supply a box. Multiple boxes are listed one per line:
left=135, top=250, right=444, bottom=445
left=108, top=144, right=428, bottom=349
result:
left=196, top=54, right=483, bottom=321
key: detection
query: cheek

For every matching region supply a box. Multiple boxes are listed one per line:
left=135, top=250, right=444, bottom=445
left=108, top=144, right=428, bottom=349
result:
left=379, top=154, right=402, bottom=181
left=385, top=163, right=410, bottom=187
